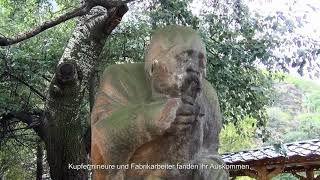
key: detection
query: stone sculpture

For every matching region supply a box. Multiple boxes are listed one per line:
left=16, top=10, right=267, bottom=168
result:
left=91, top=25, right=229, bottom=180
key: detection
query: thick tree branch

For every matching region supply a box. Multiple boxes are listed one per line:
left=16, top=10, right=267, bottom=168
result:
left=103, top=4, right=129, bottom=34
left=0, top=110, right=46, bottom=141
left=0, top=0, right=134, bottom=46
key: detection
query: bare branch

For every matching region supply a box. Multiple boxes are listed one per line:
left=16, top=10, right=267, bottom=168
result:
left=0, top=0, right=136, bottom=46
left=40, top=74, right=51, bottom=82
left=0, top=4, right=88, bottom=46
left=5, top=71, right=46, bottom=100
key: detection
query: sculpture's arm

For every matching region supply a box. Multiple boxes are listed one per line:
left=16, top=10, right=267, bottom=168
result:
left=92, top=98, right=179, bottom=162
left=91, top=64, right=180, bottom=168
left=202, top=80, right=223, bottom=152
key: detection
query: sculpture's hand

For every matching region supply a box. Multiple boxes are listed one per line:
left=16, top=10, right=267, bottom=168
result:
left=181, top=71, right=201, bottom=104
left=167, top=72, right=204, bottom=132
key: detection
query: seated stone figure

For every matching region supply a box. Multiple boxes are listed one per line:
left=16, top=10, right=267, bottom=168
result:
left=91, top=25, right=229, bottom=180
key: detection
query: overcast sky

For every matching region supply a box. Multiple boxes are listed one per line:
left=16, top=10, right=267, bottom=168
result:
left=246, top=0, right=320, bottom=81
left=246, top=0, right=320, bottom=39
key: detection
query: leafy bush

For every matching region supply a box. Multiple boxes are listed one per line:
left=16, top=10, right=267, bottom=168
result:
left=219, top=117, right=258, bottom=153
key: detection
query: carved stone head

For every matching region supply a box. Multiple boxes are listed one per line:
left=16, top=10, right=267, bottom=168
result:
left=145, top=25, right=207, bottom=98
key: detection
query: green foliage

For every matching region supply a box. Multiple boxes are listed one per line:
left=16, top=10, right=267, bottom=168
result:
left=273, top=171, right=320, bottom=180
left=266, top=74, right=320, bottom=143
left=272, top=173, right=298, bottom=180
left=199, top=1, right=275, bottom=131
left=0, top=138, right=37, bottom=179
left=219, top=117, right=257, bottom=153
left=236, top=177, right=254, bottom=180
left=264, top=107, right=296, bottom=143
left=285, top=75, right=320, bottom=112
left=297, top=113, right=320, bottom=122
left=267, top=107, right=292, bottom=122
left=283, top=131, right=309, bottom=143
left=147, top=0, right=199, bottom=29
left=100, top=21, right=151, bottom=67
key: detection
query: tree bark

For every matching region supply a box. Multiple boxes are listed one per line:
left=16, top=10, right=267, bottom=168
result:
left=36, top=141, right=43, bottom=180
left=88, top=69, right=98, bottom=113
left=44, top=5, right=128, bottom=180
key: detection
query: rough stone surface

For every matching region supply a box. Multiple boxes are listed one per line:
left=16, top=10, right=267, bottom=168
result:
left=91, top=25, right=229, bottom=180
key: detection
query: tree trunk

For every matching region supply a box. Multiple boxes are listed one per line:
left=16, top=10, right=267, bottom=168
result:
left=36, top=141, right=43, bottom=180
left=89, top=69, right=98, bottom=113
left=44, top=5, right=128, bottom=180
